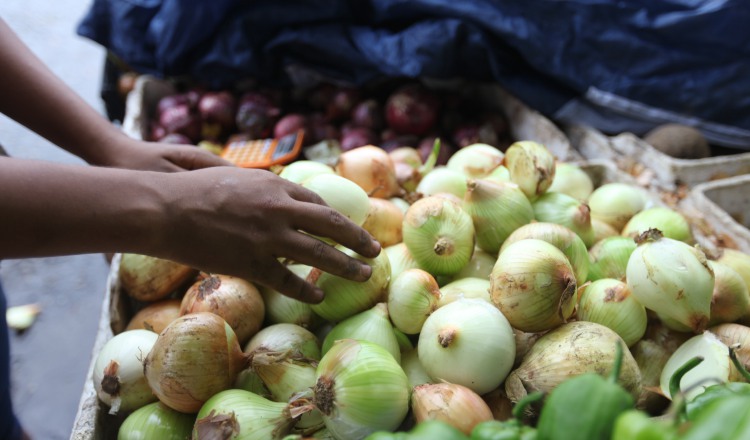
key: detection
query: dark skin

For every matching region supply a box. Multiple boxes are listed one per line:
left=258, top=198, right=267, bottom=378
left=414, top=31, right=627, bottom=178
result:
left=0, top=18, right=381, bottom=304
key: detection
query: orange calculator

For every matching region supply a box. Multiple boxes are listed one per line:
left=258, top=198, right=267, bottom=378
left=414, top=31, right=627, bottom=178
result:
left=221, top=130, right=304, bottom=168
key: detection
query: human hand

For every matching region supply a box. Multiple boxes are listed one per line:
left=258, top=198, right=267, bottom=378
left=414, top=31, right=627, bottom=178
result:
left=151, top=166, right=381, bottom=303
left=98, top=138, right=231, bottom=172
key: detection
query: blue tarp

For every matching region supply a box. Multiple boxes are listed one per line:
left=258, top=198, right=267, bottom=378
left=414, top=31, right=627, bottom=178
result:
left=77, top=0, right=750, bottom=148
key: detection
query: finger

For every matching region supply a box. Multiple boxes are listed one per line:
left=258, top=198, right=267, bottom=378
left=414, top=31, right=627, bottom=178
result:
left=166, top=146, right=233, bottom=170
left=280, top=231, right=374, bottom=282
left=291, top=203, right=381, bottom=259
left=255, top=258, right=325, bottom=304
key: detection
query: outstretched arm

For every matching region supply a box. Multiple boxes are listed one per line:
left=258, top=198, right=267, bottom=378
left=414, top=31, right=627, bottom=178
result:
left=0, top=18, right=228, bottom=171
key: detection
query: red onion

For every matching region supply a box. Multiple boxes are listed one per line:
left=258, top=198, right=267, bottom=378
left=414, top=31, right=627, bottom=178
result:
left=273, top=113, right=308, bottom=139
left=418, top=136, right=454, bottom=166
left=235, top=92, right=281, bottom=138
left=325, top=87, right=359, bottom=122
left=351, top=99, right=384, bottom=131
left=158, top=104, right=202, bottom=142
left=197, top=91, right=237, bottom=139
left=340, top=127, right=378, bottom=152
left=385, top=84, right=439, bottom=136
left=156, top=133, right=193, bottom=145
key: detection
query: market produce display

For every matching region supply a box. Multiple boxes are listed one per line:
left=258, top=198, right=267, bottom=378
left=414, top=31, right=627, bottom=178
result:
left=84, top=85, right=750, bottom=439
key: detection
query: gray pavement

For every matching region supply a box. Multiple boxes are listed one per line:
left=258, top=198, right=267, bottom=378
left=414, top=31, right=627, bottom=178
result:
left=0, top=1, right=112, bottom=439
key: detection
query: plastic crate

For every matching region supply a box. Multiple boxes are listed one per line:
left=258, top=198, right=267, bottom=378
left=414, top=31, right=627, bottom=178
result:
left=566, top=124, right=750, bottom=191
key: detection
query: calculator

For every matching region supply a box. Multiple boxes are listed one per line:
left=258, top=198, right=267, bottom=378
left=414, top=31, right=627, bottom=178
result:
left=221, top=130, right=304, bottom=168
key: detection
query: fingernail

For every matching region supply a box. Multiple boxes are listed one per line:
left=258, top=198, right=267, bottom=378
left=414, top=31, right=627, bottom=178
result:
left=360, top=262, right=373, bottom=279
left=311, top=288, right=325, bottom=304
left=371, top=239, right=382, bottom=254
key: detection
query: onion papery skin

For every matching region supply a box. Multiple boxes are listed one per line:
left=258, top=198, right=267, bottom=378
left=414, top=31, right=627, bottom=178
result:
left=446, top=143, right=504, bottom=180
left=626, top=230, right=714, bottom=333
left=591, top=217, right=621, bottom=243
left=532, top=191, right=596, bottom=248
left=631, top=340, right=671, bottom=414
left=547, top=162, right=594, bottom=201
left=501, top=222, right=590, bottom=286
left=577, top=278, right=647, bottom=347
left=411, top=382, right=494, bottom=435
left=418, top=299, right=516, bottom=395
left=244, top=323, right=321, bottom=361
left=415, top=167, right=468, bottom=199
left=588, top=182, right=649, bottom=232
left=361, top=197, right=404, bottom=248
left=180, top=274, right=265, bottom=345
left=387, top=269, right=441, bottom=335
left=482, top=387, right=514, bottom=421
left=451, top=247, right=496, bottom=281
left=309, top=246, right=391, bottom=323
left=193, top=389, right=297, bottom=440
left=659, top=331, right=739, bottom=401
left=125, top=298, right=181, bottom=334
left=490, top=239, right=577, bottom=333
left=302, top=173, right=371, bottom=228
left=117, top=402, right=194, bottom=440
left=621, top=207, right=693, bottom=243
left=144, top=312, right=249, bottom=413
left=279, top=160, right=335, bottom=185
left=708, top=323, right=750, bottom=372
left=436, top=277, right=491, bottom=307
left=384, top=243, right=420, bottom=281
left=314, top=339, right=410, bottom=439
left=403, top=196, right=475, bottom=276
left=260, top=265, right=322, bottom=329
left=587, top=236, right=637, bottom=282
left=401, top=347, right=433, bottom=390
left=119, top=254, right=197, bottom=302
left=505, top=321, right=641, bottom=404
left=463, top=179, right=534, bottom=254
left=93, top=329, right=159, bottom=414
left=503, top=140, right=556, bottom=201
left=707, top=261, right=750, bottom=326
left=321, top=303, right=401, bottom=362
left=716, top=248, right=750, bottom=301
left=335, top=145, right=401, bottom=198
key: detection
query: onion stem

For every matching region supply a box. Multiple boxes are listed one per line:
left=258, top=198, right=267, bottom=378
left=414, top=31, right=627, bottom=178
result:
left=668, top=356, right=704, bottom=401
left=608, top=341, right=624, bottom=384
left=729, top=344, right=750, bottom=382
left=419, top=138, right=441, bottom=176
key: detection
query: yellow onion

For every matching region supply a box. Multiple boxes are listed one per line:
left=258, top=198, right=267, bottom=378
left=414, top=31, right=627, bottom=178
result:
left=630, top=340, right=671, bottom=414
left=389, top=147, right=423, bottom=170
left=446, top=143, right=504, bottom=179
left=389, top=197, right=411, bottom=215
left=621, top=207, right=693, bottom=243
left=393, top=328, right=414, bottom=353
left=501, top=222, right=590, bottom=285
left=312, top=339, right=410, bottom=439
left=279, top=160, right=335, bottom=185
left=193, top=389, right=297, bottom=439
left=505, top=321, right=641, bottom=403
left=483, top=165, right=511, bottom=185
left=416, top=166, right=468, bottom=199
left=513, top=330, right=545, bottom=369
left=259, top=264, right=322, bottom=329
left=659, top=331, right=742, bottom=400
left=482, top=388, right=514, bottom=421
left=390, top=143, right=439, bottom=194
left=532, top=192, right=595, bottom=247
left=587, top=236, right=637, bottom=282
left=418, top=299, right=516, bottom=395
left=387, top=268, right=441, bottom=335
left=577, top=279, right=647, bottom=347
left=335, top=145, right=401, bottom=198
left=361, top=197, right=404, bottom=248
left=244, top=323, right=321, bottom=361
left=125, top=298, right=181, bottom=334
left=309, top=245, right=391, bottom=322
left=708, top=323, right=750, bottom=372
left=716, top=248, right=750, bottom=295
left=707, top=261, right=750, bottom=326
left=321, top=303, right=401, bottom=362
left=547, top=162, right=595, bottom=201
left=144, top=312, right=250, bottom=413
left=93, top=329, right=158, bottom=414
left=450, top=247, right=496, bottom=282
left=626, top=229, right=714, bottom=333
left=234, top=368, right=272, bottom=400
left=437, top=277, right=491, bottom=307
left=588, top=183, right=649, bottom=232
left=119, top=253, right=197, bottom=302
left=403, top=196, right=475, bottom=276
left=302, top=173, right=370, bottom=227
left=118, top=402, right=194, bottom=440
left=503, top=140, right=556, bottom=201
left=643, top=319, right=693, bottom=355
left=384, top=243, right=420, bottom=280
left=401, top=347, right=433, bottom=390
left=180, top=274, right=265, bottom=345
left=463, top=179, right=534, bottom=254
left=591, top=217, right=621, bottom=243
left=411, top=383, right=494, bottom=435
left=490, top=239, right=577, bottom=332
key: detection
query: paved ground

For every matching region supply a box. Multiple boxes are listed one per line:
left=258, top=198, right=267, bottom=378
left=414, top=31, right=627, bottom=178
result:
left=0, top=2, right=111, bottom=439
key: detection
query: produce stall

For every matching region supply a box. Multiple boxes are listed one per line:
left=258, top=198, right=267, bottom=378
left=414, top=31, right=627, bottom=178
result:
left=69, top=2, right=750, bottom=439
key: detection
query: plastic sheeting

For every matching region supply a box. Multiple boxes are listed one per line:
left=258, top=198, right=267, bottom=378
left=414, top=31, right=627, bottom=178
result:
left=77, top=0, right=750, bottom=148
